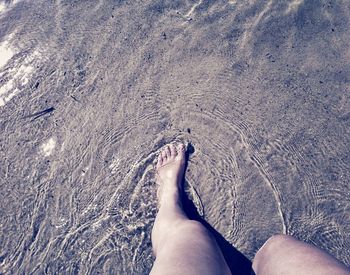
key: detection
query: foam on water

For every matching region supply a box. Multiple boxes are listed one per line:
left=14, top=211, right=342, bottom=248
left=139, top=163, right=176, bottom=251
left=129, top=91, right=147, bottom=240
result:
left=40, top=137, right=56, bottom=156
left=0, top=0, right=23, bottom=14
left=0, top=49, right=39, bottom=106
left=0, top=35, right=15, bottom=69
left=285, top=0, right=305, bottom=14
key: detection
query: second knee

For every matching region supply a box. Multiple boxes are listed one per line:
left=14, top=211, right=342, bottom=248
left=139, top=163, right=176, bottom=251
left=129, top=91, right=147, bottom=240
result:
left=253, top=234, right=296, bottom=267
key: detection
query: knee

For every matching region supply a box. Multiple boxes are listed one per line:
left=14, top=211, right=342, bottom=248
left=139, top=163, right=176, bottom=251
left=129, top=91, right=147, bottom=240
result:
left=255, top=234, right=295, bottom=259
left=155, top=219, right=207, bottom=237
left=253, top=234, right=296, bottom=271
left=152, top=220, right=210, bottom=255
left=171, top=220, right=210, bottom=238
left=166, top=220, right=213, bottom=245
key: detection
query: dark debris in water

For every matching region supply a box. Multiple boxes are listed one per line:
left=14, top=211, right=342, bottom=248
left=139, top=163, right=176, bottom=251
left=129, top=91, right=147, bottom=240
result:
left=22, top=107, right=55, bottom=120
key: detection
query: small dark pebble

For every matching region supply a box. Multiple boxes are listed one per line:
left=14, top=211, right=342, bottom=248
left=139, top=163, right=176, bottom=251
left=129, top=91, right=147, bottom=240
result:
left=187, top=128, right=191, bottom=134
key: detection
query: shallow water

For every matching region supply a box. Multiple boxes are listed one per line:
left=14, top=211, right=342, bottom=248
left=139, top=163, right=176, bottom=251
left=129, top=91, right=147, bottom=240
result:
left=0, top=0, right=349, bottom=273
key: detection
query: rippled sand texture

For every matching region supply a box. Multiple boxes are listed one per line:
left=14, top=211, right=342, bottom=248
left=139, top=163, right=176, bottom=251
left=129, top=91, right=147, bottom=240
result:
left=1, top=0, right=349, bottom=273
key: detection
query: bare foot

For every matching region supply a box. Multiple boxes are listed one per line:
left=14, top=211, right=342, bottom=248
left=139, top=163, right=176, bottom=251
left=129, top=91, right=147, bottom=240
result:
left=156, top=143, right=186, bottom=204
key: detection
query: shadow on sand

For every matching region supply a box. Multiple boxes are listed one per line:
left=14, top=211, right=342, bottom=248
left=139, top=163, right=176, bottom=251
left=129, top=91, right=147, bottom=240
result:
left=183, top=144, right=254, bottom=275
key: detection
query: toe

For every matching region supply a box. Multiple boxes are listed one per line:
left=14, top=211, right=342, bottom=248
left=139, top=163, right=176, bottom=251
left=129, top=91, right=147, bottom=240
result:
left=157, top=153, right=163, bottom=168
left=161, top=150, right=167, bottom=161
left=169, top=143, right=177, bottom=157
left=165, top=146, right=171, bottom=158
left=177, top=143, right=186, bottom=153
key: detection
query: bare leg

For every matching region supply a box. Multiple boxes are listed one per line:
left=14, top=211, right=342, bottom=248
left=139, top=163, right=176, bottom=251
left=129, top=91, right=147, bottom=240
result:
left=150, top=143, right=231, bottom=275
left=253, top=234, right=350, bottom=275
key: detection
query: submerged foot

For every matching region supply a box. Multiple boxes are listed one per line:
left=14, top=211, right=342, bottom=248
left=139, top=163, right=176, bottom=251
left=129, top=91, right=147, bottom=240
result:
left=156, top=143, right=186, bottom=205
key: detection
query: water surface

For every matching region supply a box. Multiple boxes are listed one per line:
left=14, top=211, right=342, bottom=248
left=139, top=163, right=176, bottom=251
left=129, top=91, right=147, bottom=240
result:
left=0, top=0, right=349, bottom=273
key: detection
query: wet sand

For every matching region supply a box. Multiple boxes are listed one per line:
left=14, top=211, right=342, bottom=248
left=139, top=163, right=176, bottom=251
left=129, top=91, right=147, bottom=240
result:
left=0, top=0, right=349, bottom=273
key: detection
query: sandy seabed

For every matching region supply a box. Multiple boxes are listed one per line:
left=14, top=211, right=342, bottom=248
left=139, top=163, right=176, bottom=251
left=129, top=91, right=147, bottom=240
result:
left=0, top=0, right=349, bottom=274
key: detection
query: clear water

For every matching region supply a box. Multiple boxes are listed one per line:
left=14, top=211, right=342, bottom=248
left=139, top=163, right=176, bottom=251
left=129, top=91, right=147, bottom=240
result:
left=0, top=0, right=349, bottom=273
